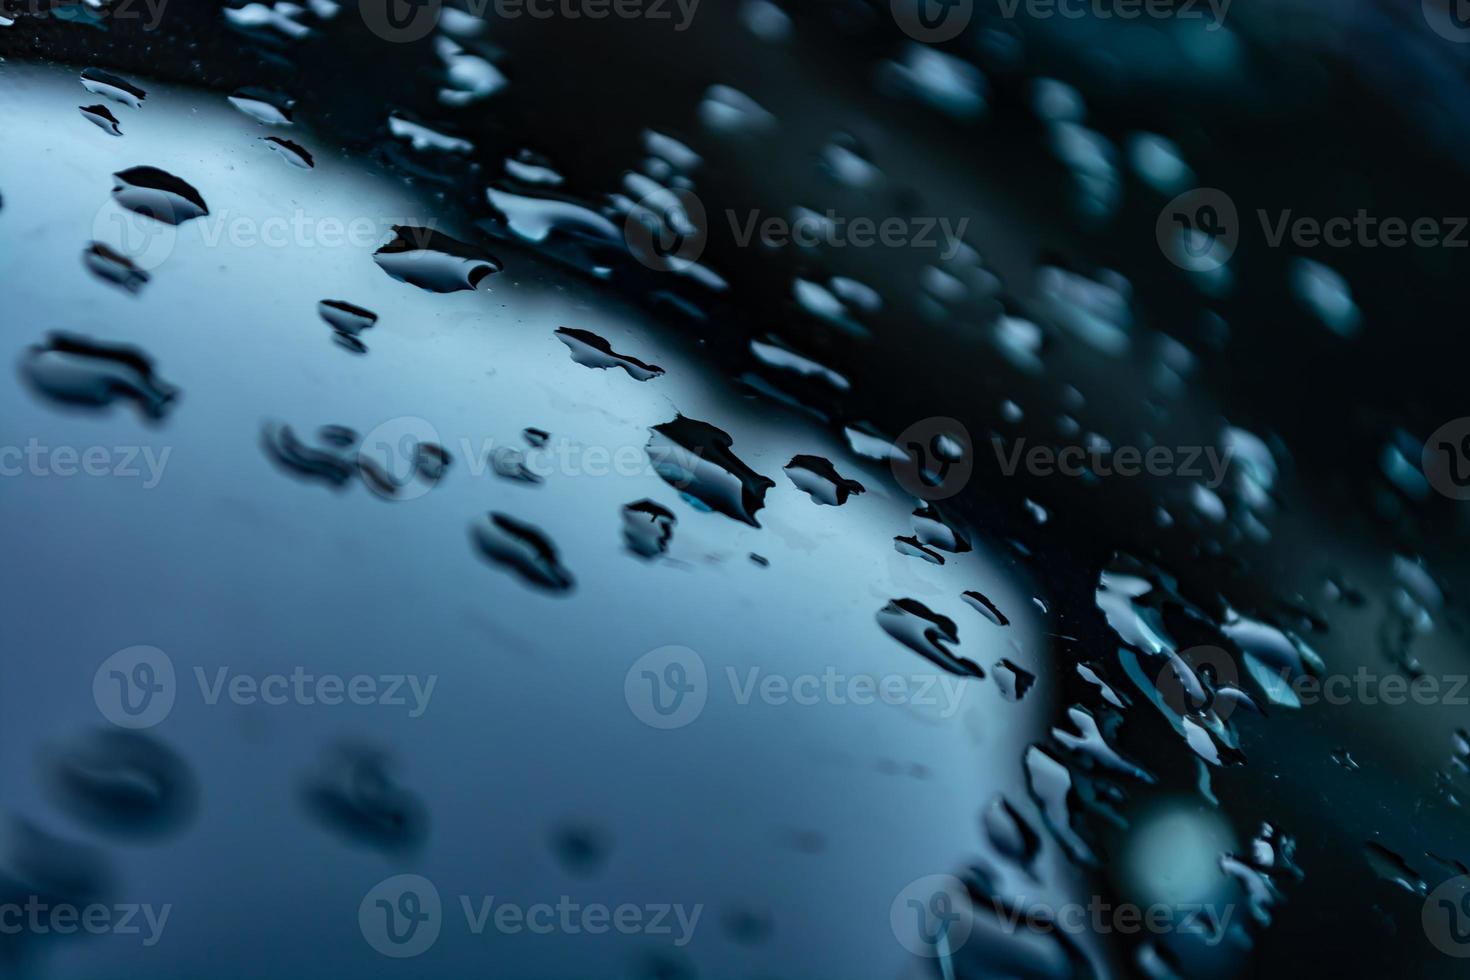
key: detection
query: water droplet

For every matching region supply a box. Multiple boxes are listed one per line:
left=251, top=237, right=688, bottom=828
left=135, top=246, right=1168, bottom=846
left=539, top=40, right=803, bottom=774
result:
left=555, top=327, right=664, bottom=381
left=228, top=87, right=294, bottom=125
left=261, top=422, right=357, bottom=487
left=263, top=135, right=314, bottom=169
left=877, top=598, right=981, bottom=678
left=300, top=744, right=428, bottom=854
left=388, top=113, right=474, bottom=154
left=489, top=446, right=543, bottom=484
left=894, top=535, right=945, bottom=564
left=471, top=512, right=575, bottom=592
left=962, top=590, right=1009, bottom=626
left=647, top=416, right=774, bottom=526
left=982, top=794, right=1040, bottom=874
left=1363, top=842, right=1425, bottom=895
left=550, top=824, right=610, bottom=876
left=43, top=729, right=197, bottom=840
left=505, top=149, right=564, bottom=186
left=318, top=300, right=377, bottom=353
left=698, top=84, right=777, bottom=135
left=749, top=337, right=850, bottom=391
left=622, top=500, right=676, bottom=558
left=83, top=242, right=149, bottom=293
left=1290, top=257, right=1361, bottom=336
left=111, top=166, right=209, bottom=225
left=993, top=659, right=1035, bottom=701
left=784, top=455, right=864, bottom=506
left=78, top=103, right=122, bottom=136
left=80, top=67, right=145, bottom=108
left=374, top=225, right=502, bottom=292
left=21, top=333, right=178, bottom=420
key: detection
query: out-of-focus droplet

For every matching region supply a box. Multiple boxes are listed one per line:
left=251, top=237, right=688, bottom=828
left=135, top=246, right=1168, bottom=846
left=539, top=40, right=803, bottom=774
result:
left=471, top=512, right=576, bottom=592
left=83, top=242, right=149, bottom=293
left=22, top=333, right=178, bottom=419
left=300, top=744, right=428, bottom=855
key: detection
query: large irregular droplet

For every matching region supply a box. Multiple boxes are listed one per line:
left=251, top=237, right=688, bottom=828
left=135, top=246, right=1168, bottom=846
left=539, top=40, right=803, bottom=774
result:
left=373, top=225, right=502, bottom=293
left=471, top=512, right=576, bottom=592
left=876, top=598, right=982, bottom=678
left=111, top=166, right=209, bottom=225
left=21, top=333, right=178, bottom=420
left=555, top=327, right=664, bottom=381
left=647, top=416, right=775, bottom=527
